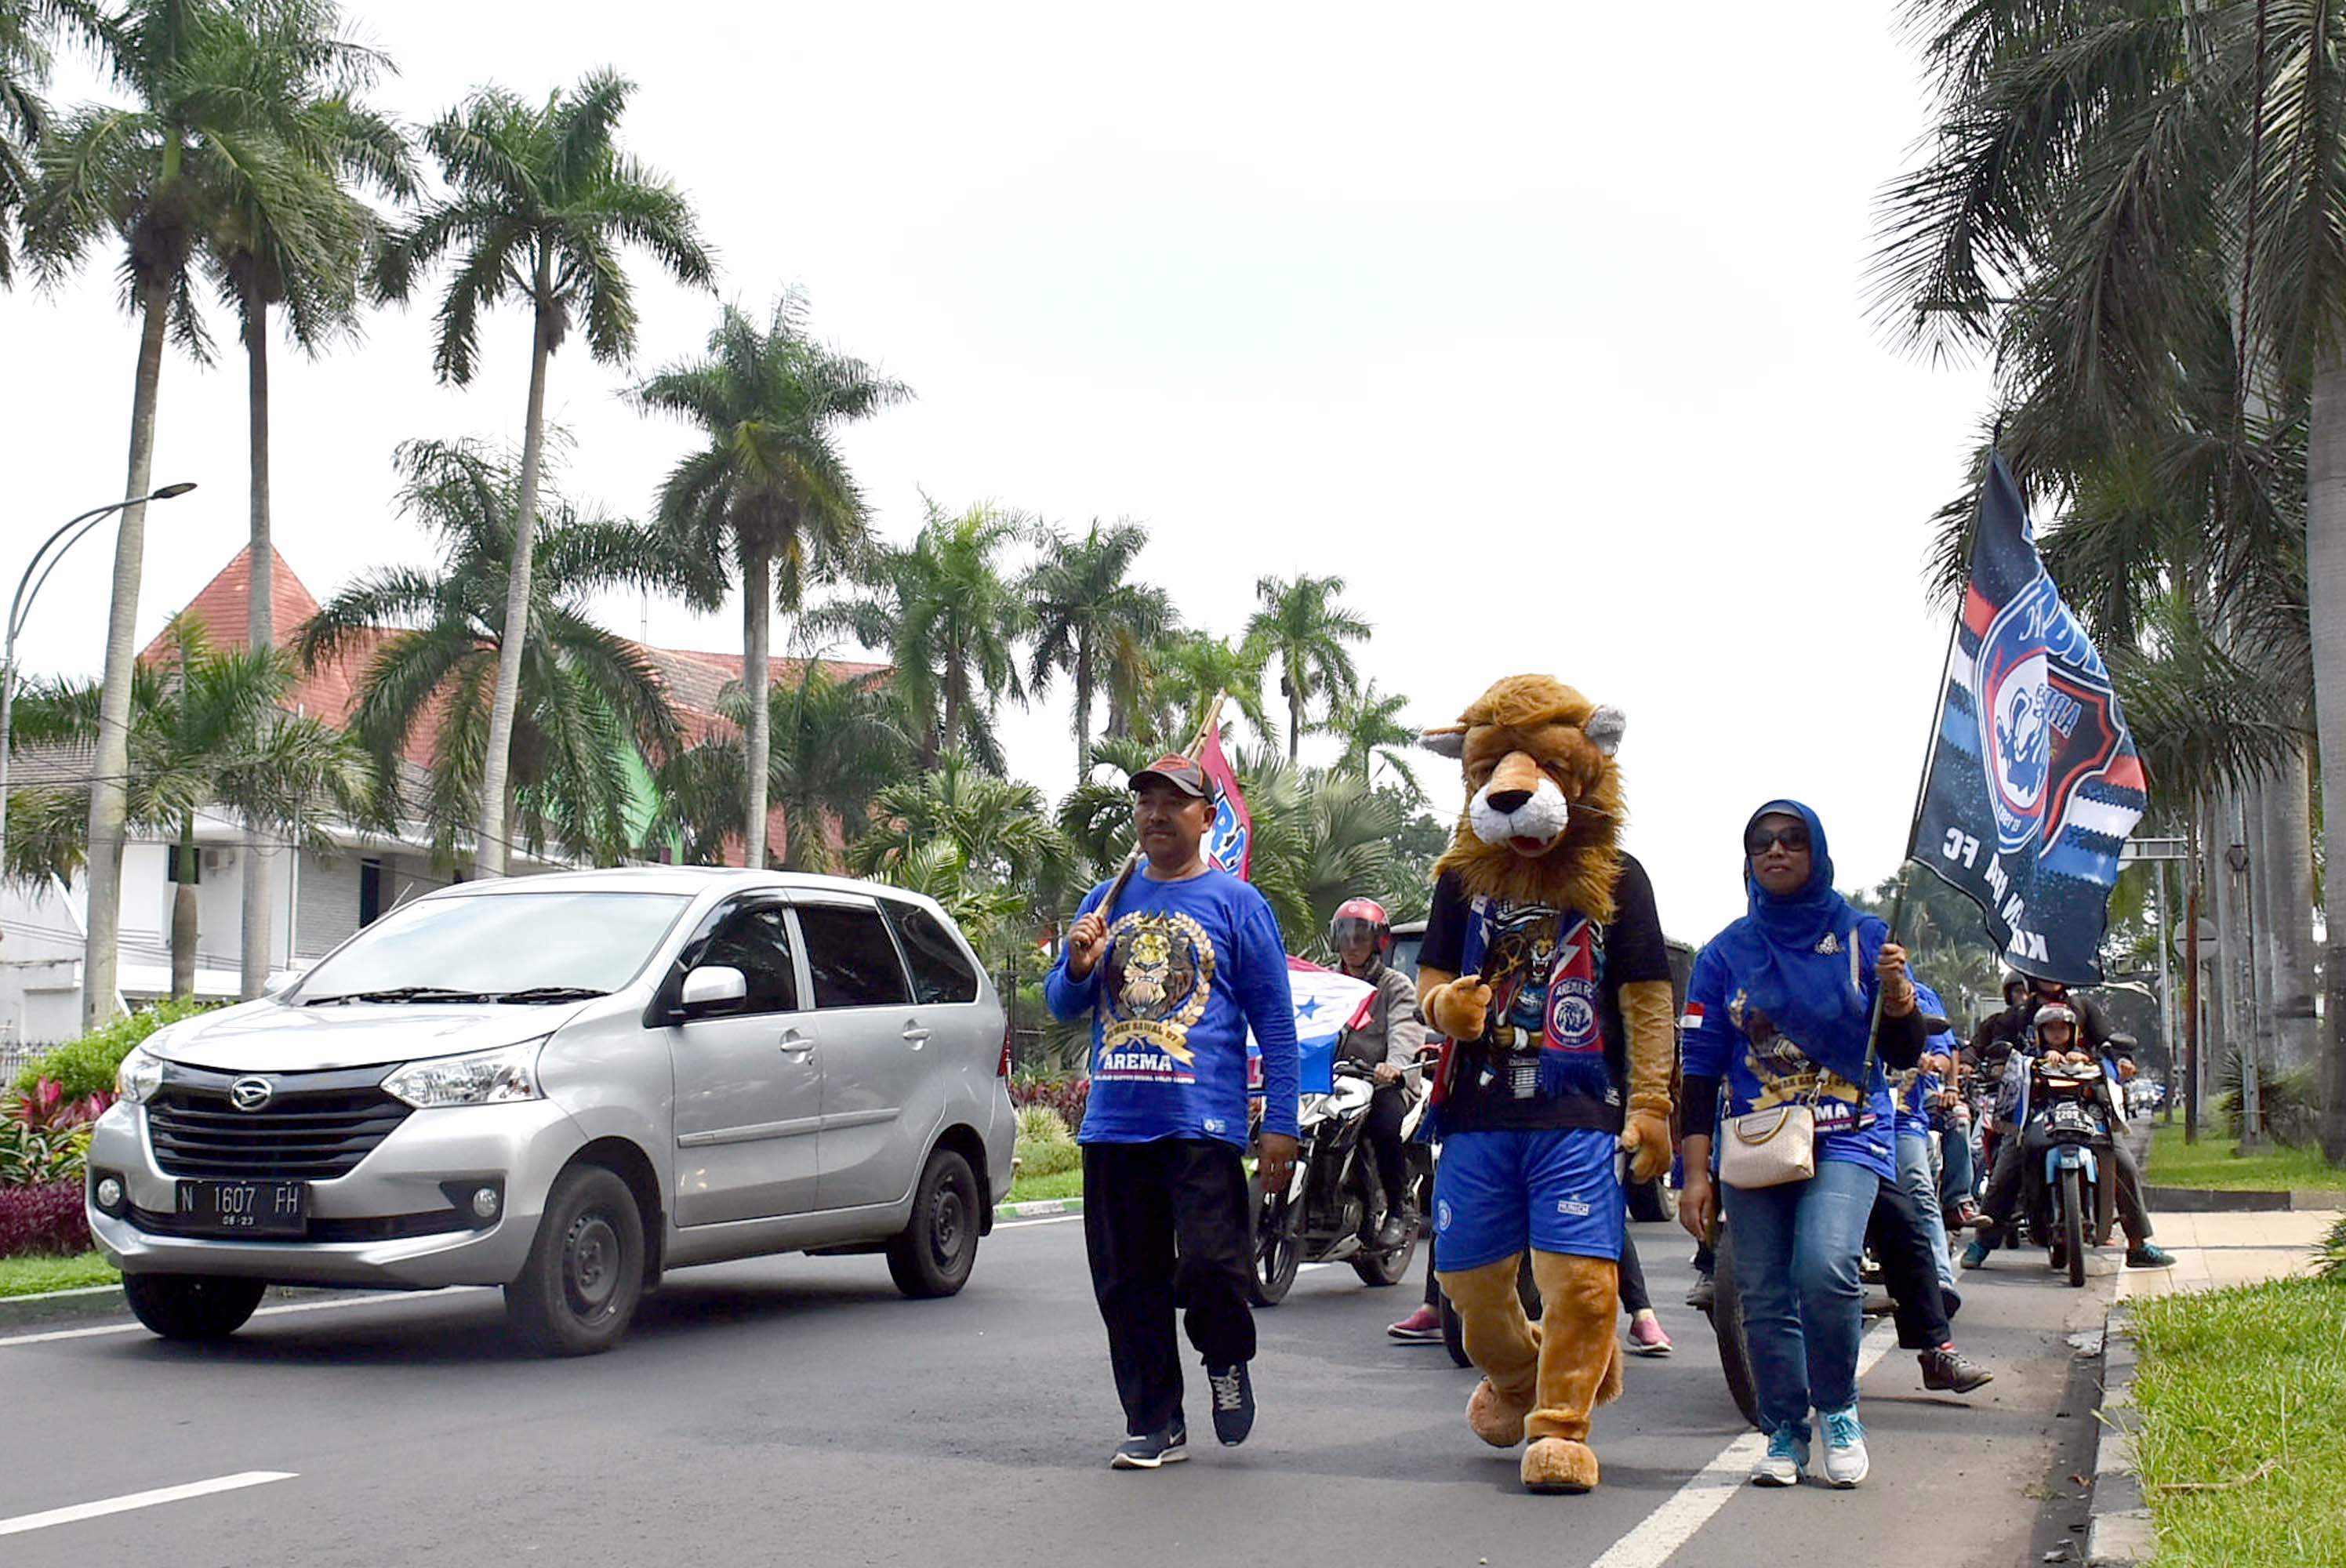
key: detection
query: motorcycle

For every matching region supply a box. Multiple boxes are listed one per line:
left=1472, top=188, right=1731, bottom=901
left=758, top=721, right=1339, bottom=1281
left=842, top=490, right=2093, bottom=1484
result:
left=2020, top=1051, right=2119, bottom=1288
left=1247, top=1059, right=1433, bottom=1305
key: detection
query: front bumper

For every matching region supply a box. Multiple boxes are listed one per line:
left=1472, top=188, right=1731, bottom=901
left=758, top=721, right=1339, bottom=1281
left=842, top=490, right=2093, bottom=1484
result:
left=85, top=1098, right=587, bottom=1290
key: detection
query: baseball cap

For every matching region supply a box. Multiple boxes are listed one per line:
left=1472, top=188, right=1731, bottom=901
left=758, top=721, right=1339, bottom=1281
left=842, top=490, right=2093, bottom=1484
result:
left=1129, top=754, right=1209, bottom=797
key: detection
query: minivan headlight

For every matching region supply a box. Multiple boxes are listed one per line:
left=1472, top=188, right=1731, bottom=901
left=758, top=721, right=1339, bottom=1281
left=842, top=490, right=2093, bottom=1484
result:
left=117, top=1047, right=165, bottom=1105
left=381, top=1039, right=547, bottom=1109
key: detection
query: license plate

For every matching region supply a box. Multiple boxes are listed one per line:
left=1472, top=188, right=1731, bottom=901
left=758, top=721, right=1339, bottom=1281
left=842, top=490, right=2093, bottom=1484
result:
left=176, top=1180, right=307, bottom=1237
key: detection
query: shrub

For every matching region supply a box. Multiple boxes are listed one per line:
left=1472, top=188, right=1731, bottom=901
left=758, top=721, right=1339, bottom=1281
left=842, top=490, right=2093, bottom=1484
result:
left=0, top=1083, right=115, bottom=1188
left=1008, top=1074, right=1089, bottom=1128
left=9, top=996, right=220, bottom=1100
left=2319, top=1214, right=2346, bottom=1282
left=0, top=1181, right=90, bottom=1258
left=1015, top=1138, right=1082, bottom=1178
left=2213, top=1055, right=2323, bottom=1148
left=1016, top=1104, right=1073, bottom=1146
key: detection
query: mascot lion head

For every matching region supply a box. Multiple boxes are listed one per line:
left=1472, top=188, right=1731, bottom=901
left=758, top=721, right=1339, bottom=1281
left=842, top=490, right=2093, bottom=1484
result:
left=1422, top=674, right=1627, bottom=922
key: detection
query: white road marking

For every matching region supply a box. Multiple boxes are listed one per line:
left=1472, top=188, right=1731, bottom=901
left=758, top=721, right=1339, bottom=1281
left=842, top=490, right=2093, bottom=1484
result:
left=993, top=1213, right=1085, bottom=1231
left=0, top=1287, right=489, bottom=1349
left=1587, top=1318, right=1899, bottom=1568
left=0, top=1471, right=296, bottom=1536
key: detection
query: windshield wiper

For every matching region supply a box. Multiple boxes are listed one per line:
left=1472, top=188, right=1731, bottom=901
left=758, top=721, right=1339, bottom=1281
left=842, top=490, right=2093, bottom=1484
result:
left=303, top=985, right=492, bottom=1006
left=492, top=986, right=609, bottom=1004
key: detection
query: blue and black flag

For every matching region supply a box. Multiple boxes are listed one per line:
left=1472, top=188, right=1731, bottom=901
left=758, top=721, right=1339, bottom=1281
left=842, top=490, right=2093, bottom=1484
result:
left=1913, top=453, right=2146, bottom=984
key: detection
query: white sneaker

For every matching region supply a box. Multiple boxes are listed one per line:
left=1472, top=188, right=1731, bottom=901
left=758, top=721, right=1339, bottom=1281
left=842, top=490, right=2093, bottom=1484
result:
left=1821, top=1406, right=1869, bottom=1488
left=1751, top=1426, right=1808, bottom=1486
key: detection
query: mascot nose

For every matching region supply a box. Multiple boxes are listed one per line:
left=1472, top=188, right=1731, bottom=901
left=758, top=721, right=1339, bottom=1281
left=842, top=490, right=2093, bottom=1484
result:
left=1485, top=788, right=1533, bottom=815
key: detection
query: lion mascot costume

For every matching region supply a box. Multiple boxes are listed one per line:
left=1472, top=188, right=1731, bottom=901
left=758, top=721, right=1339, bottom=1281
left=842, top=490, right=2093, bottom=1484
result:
left=1416, top=675, right=1676, bottom=1494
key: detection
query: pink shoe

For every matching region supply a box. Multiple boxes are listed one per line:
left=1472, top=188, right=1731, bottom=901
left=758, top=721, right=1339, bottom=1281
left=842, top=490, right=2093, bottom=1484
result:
left=1388, top=1306, right=1444, bottom=1343
left=1628, top=1315, right=1673, bottom=1356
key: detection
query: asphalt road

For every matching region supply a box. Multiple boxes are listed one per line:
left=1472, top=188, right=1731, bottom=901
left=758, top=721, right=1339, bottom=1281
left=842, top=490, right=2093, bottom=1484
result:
left=0, top=1218, right=2108, bottom=1567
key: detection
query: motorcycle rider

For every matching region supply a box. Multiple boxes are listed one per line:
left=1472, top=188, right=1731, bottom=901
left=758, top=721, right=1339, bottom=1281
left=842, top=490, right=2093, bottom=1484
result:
left=1331, top=898, right=1426, bottom=1251
left=1962, top=992, right=2173, bottom=1270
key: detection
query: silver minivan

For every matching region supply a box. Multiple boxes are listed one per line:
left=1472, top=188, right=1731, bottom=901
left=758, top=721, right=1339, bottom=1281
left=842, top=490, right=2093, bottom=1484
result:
left=83, top=868, right=1017, bottom=1355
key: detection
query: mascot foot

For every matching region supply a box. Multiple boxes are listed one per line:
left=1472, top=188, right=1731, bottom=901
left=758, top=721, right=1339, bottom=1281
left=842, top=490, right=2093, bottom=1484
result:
left=1467, top=1378, right=1532, bottom=1448
left=1521, top=1436, right=1600, bottom=1494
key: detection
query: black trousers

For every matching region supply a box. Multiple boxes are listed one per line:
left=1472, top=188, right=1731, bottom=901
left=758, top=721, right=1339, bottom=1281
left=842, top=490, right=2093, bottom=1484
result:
left=1084, top=1138, right=1257, bottom=1435
left=1364, top=1083, right=1411, bottom=1211
left=1867, top=1175, right=1956, bottom=1351
left=1980, top=1133, right=2152, bottom=1247
left=1618, top=1227, right=1651, bottom=1316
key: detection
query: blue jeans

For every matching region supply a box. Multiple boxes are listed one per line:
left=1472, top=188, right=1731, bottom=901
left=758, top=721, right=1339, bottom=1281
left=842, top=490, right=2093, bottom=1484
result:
left=1898, top=1134, right=1956, bottom=1295
left=1723, top=1158, right=1881, bottom=1437
left=1938, top=1122, right=1975, bottom=1207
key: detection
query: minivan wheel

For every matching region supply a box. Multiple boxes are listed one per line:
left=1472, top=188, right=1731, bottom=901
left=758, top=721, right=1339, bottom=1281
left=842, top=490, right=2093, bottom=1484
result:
left=506, top=1164, right=645, bottom=1356
left=122, top=1273, right=267, bottom=1341
left=887, top=1148, right=980, bottom=1299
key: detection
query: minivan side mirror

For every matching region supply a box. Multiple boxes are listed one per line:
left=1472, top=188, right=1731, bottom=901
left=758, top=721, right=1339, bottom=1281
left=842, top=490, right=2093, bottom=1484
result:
left=677, top=964, right=748, bottom=1020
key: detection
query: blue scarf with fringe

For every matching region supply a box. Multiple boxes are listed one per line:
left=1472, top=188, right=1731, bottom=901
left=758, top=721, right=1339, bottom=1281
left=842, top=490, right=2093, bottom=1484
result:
left=1706, top=800, right=1876, bottom=1086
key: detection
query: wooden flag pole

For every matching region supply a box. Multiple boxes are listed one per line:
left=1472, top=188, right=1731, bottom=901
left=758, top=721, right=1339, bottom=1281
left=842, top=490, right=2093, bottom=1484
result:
left=1099, top=691, right=1229, bottom=918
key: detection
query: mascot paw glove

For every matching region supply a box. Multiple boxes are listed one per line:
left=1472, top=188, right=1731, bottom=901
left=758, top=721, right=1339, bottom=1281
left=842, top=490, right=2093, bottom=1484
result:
left=1618, top=1109, right=1672, bottom=1185
left=1429, top=979, right=1493, bottom=1043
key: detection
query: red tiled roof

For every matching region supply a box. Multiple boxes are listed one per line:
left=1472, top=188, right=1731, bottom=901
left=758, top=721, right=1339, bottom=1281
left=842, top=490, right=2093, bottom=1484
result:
left=147, top=545, right=889, bottom=868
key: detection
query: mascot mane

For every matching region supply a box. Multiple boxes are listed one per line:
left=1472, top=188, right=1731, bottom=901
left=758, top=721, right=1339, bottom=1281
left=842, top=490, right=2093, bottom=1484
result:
left=1425, top=674, right=1627, bottom=923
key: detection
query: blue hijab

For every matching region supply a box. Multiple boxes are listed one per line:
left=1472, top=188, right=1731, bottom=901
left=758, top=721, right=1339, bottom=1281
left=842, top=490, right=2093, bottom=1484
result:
left=1710, top=800, right=1876, bottom=1084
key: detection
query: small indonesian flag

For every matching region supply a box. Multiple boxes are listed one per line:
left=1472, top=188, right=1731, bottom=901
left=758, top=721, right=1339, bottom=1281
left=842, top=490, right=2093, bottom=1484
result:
left=1679, top=1002, right=1705, bottom=1031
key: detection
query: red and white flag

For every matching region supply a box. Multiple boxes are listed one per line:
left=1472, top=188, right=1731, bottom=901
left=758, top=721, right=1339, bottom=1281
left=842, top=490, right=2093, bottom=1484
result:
left=1198, top=724, right=1252, bottom=879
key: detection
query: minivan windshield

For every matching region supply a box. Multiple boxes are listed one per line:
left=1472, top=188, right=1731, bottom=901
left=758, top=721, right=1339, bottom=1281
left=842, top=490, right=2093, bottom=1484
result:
left=289, top=891, right=692, bottom=1004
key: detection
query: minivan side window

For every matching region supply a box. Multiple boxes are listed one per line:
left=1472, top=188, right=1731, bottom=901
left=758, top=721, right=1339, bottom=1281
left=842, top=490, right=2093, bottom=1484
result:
left=881, top=901, right=980, bottom=1004
left=797, top=902, right=913, bottom=1009
left=681, top=901, right=801, bottom=1014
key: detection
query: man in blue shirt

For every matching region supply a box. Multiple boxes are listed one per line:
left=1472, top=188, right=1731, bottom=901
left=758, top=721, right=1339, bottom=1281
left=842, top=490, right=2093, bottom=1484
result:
left=1047, top=753, right=1300, bottom=1470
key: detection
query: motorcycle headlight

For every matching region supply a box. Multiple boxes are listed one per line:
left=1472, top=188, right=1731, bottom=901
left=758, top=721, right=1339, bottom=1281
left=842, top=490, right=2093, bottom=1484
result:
left=117, top=1047, right=165, bottom=1105
left=381, top=1039, right=547, bottom=1109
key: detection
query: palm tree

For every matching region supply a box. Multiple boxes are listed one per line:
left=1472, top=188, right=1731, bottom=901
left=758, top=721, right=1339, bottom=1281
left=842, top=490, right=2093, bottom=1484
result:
left=298, top=438, right=695, bottom=870
left=1138, top=630, right=1270, bottom=749
left=198, top=0, right=412, bottom=1000
left=0, top=1, right=108, bottom=285
left=849, top=752, right=1073, bottom=902
left=1315, top=680, right=1422, bottom=804
left=634, top=293, right=910, bottom=866
left=1245, top=573, right=1368, bottom=760
left=1873, top=0, right=2346, bottom=1158
left=820, top=502, right=1032, bottom=770
left=9, top=615, right=371, bottom=995
left=1233, top=748, right=1404, bottom=953
left=22, top=0, right=361, bottom=1027
left=651, top=659, right=910, bottom=871
left=1055, top=735, right=1159, bottom=877
left=1023, top=520, right=1171, bottom=787
left=373, top=68, right=714, bottom=880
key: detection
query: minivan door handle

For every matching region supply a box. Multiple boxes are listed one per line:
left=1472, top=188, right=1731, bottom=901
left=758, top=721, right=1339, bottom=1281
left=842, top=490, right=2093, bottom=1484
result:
left=779, top=1028, right=815, bottom=1058
left=901, top=1021, right=932, bottom=1048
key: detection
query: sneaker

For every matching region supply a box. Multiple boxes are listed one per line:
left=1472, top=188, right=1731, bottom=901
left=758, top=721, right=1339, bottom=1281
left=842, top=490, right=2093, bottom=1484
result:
left=2046, top=1240, right=2068, bottom=1272
left=1111, top=1423, right=1189, bottom=1469
left=1821, top=1406, right=1869, bottom=1488
left=1960, top=1239, right=1990, bottom=1270
left=1919, top=1346, right=1994, bottom=1394
left=1205, top=1362, right=1255, bottom=1446
left=1628, top=1314, right=1673, bottom=1356
left=1750, top=1426, right=1808, bottom=1486
left=1387, top=1306, right=1444, bottom=1343
left=2125, top=1244, right=2176, bottom=1269
left=1685, top=1272, right=1716, bottom=1312
left=1371, top=1210, right=1411, bottom=1250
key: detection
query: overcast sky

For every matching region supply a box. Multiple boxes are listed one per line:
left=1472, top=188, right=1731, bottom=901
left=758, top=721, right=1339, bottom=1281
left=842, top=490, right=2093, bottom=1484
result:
left=5, top=1, right=1996, bottom=942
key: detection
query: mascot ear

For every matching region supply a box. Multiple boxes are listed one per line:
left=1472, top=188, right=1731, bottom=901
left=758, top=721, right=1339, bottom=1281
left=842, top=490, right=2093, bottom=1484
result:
left=1584, top=706, right=1626, bottom=757
left=1421, top=724, right=1467, bottom=760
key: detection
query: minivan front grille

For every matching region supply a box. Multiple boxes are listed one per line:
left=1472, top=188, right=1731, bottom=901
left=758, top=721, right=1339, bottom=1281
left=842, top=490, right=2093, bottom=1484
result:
left=147, top=1063, right=410, bottom=1180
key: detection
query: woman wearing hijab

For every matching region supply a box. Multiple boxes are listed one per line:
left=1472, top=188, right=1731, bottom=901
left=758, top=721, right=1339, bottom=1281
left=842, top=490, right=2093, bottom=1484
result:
left=1676, top=802, right=1928, bottom=1489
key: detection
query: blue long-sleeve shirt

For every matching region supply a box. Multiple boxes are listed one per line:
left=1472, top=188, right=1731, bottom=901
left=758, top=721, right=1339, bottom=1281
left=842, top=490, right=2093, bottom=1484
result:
left=1044, top=866, right=1300, bottom=1147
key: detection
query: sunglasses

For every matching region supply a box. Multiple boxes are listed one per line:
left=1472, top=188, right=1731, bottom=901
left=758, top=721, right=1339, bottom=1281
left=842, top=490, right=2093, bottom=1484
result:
left=1745, top=825, right=1811, bottom=855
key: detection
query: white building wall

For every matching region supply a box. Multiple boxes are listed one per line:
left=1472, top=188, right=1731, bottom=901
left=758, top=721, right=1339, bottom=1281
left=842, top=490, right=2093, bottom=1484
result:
left=296, top=852, right=362, bottom=964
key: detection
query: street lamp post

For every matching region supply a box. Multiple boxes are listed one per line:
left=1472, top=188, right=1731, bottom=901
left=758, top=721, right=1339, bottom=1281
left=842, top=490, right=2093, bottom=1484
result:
left=0, top=485, right=198, bottom=883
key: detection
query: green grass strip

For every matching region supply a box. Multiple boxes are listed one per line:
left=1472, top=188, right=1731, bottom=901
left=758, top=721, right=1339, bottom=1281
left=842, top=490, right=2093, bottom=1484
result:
left=2147, top=1123, right=2346, bottom=1192
left=1004, top=1168, right=1084, bottom=1206
left=0, top=1250, right=119, bottom=1298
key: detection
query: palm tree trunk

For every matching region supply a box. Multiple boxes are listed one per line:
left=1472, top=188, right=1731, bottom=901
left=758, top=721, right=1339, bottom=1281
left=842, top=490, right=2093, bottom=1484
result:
left=2242, top=776, right=2280, bottom=1078
left=741, top=551, right=772, bottom=867
left=942, top=655, right=964, bottom=765
left=1287, top=682, right=1302, bottom=763
left=473, top=275, right=555, bottom=879
left=240, top=289, right=276, bottom=1000
left=81, top=269, right=172, bottom=1030
left=2305, top=356, right=2346, bottom=1162
left=1073, top=642, right=1093, bottom=789
left=2256, top=745, right=2319, bottom=1076
left=170, top=824, right=196, bottom=999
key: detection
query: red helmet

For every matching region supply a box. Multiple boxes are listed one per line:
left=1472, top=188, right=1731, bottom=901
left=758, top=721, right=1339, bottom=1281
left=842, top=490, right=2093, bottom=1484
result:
left=1330, top=898, right=1391, bottom=955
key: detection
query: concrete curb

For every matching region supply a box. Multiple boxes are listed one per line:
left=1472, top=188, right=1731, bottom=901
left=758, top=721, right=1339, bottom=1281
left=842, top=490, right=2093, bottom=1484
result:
left=2142, top=1185, right=2339, bottom=1213
left=2084, top=1303, right=2154, bottom=1568
left=994, top=1197, right=1084, bottom=1221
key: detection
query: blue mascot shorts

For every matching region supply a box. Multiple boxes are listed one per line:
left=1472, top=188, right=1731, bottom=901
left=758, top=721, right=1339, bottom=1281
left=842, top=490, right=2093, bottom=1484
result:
left=1433, top=1127, right=1625, bottom=1272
